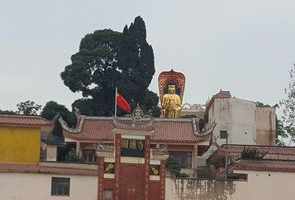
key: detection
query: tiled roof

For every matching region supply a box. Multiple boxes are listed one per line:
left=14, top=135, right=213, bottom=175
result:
left=233, top=160, right=295, bottom=173
left=64, top=118, right=114, bottom=141
left=0, top=115, right=51, bottom=127
left=152, top=120, right=196, bottom=143
left=64, top=117, right=203, bottom=143
left=0, top=163, right=98, bottom=176
left=210, top=144, right=295, bottom=161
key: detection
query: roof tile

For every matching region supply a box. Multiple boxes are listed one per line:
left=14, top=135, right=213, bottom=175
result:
left=0, top=115, right=51, bottom=127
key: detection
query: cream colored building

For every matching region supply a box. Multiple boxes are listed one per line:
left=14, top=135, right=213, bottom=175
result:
left=0, top=163, right=98, bottom=200
left=166, top=159, right=295, bottom=200
left=206, top=90, right=276, bottom=146
left=232, top=169, right=295, bottom=200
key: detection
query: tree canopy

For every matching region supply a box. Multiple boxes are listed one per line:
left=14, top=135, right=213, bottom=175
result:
left=0, top=109, right=17, bottom=115
left=61, top=16, right=160, bottom=117
left=16, top=100, right=41, bottom=115
left=41, top=101, right=77, bottom=128
left=280, top=65, right=295, bottom=144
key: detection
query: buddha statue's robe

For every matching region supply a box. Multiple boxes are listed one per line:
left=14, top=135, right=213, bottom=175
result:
left=162, top=93, right=182, bottom=118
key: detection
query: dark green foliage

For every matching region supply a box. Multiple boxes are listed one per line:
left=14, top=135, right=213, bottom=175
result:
left=41, top=101, right=76, bottom=128
left=241, top=148, right=267, bottom=160
left=255, top=101, right=271, bottom=107
left=166, top=156, right=181, bottom=177
left=64, top=150, right=80, bottom=162
left=166, top=156, right=188, bottom=178
left=0, top=109, right=17, bottom=115
left=139, top=90, right=161, bottom=117
left=17, top=100, right=41, bottom=115
left=61, top=16, right=160, bottom=117
left=72, top=98, right=98, bottom=116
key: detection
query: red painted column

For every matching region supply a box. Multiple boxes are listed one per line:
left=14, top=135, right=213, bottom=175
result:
left=114, top=134, right=121, bottom=200
left=97, top=156, right=104, bottom=200
left=160, top=160, right=166, bottom=200
left=144, top=135, right=150, bottom=200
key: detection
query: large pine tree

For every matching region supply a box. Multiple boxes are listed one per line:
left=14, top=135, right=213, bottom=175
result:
left=61, top=16, right=160, bottom=117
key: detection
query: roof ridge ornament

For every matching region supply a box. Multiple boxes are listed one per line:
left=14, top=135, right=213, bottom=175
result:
left=132, top=103, right=144, bottom=121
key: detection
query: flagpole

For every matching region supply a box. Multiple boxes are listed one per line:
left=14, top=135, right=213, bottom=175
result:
left=114, top=87, right=118, bottom=118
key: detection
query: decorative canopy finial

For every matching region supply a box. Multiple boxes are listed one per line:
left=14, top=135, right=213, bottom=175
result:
left=131, top=104, right=144, bottom=121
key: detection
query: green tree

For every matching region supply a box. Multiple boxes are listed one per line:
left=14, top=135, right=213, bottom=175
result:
left=61, top=16, right=160, bottom=117
left=16, top=100, right=41, bottom=115
left=0, top=109, right=17, bottom=115
left=280, top=65, right=295, bottom=143
left=41, top=101, right=77, bottom=128
left=276, top=118, right=288, bottom=145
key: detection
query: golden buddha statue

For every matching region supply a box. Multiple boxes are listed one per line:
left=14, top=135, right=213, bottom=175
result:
left=161, top=85, right=182, bottom=118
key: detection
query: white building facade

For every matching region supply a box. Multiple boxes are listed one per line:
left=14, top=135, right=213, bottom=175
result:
left=206, top=91, right=276, bottom=146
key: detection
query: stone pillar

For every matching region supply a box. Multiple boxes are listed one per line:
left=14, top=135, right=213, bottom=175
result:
left=144, top=135, right=150, bottom=200
left=97, top=157, right=104, bottom=200
left=114, top=134, right=121, bottom=200
left=160, top=160, right=166, bottom=200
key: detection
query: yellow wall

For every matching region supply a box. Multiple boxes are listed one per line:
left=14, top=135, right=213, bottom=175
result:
left=0, top=127, right=40, bottom=163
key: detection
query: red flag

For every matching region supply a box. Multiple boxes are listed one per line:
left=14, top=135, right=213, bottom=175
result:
left=116, top=93, right=131, bottom=113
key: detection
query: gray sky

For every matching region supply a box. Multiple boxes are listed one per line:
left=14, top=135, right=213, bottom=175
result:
left=0, top=0, right=294, bottom=111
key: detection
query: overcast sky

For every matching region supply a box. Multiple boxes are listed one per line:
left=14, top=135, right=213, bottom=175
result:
left=0, top=0, right=294, bottom=111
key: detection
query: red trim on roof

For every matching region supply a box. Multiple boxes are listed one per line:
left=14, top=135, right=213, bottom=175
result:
left=233, top=160, right=295, bottom=173
left=0, top=163, right=98, bottom=176
left=63, top=118, right=201, bottom=143
left=0, top=115, right=51, bottom=128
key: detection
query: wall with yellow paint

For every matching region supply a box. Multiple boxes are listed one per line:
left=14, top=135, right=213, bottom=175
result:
left=0, top=127, right=40, bottom=163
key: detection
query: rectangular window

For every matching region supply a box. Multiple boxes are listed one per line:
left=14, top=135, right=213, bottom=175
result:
left=51, top=177, right=70, bottom=196
left=220, top=130, right=228, bottom=139
left=121, top=139, right=145, bottom=157
left=57, top=142, right=77, bottom=162
left=169, top=151, right=192, bottom=168
left=82, top=150, right=96, bottom=163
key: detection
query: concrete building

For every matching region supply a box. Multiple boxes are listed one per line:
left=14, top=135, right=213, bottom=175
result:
left=0, top=163, right=98, bottom=200
left=205, top=90, right=276, bottom=146
left=0, top=115, right=51, bottom=163
left=166, top=145, right=295, bottom=200
left=0, top=115, right=98, bottom=200
left=46, top=109, right=215, bottom=200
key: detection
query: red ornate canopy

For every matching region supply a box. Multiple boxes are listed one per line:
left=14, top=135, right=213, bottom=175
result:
left=158, top=69, right=185, bottom=104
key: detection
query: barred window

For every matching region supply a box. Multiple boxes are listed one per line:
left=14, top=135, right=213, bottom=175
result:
left=51, top=177, right=70, bottom=196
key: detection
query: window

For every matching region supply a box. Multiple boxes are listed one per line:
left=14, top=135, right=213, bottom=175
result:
left=51, top=177, right=70, bottom=196
left=57, top=142, right=77, bottom=162
left=220, top=130, right=228, bottom=139
left=169, top=151, right=192, bottom=168
left=82, top=150, right=96, bottom=163
left=121, top=139, right=145, bottom=157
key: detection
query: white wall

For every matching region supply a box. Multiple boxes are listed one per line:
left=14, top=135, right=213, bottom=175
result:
left=209, top=98, right=256, bottom=145
left=230, top=98, right=256, bottom=145
left=0, top=173, right=97, bottom=200
left=165, top=171, right=295, bottom=200
left=233, top=170, right=295, bottom=200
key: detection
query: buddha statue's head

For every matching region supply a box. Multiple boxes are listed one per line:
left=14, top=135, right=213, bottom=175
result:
left=167, top=85, right=176, bottom=94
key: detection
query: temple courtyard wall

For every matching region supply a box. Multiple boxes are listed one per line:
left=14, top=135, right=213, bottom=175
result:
left=0, top=173, right=97, bottom=200
left=165, top=171, right=295, bottom=200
